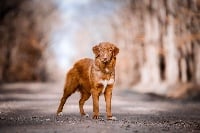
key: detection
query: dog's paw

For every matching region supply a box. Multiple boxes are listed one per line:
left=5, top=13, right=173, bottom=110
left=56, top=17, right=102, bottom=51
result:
left=92, top=115, right=99, bottom=119
left=82, top=113, right=89, bottom=118
left=107, top=116, right=117, bottom=121
left=57, top=112, right=63, bottom=116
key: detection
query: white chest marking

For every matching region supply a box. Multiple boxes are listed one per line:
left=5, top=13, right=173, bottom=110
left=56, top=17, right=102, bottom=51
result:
left=99, top=78, right=114, bottom=93
left=105, top=68, right=109, bottom=73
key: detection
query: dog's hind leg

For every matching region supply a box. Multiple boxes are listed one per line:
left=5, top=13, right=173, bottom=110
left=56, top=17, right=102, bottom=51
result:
left=56, top=92, right=70, bottom=116
left=56, top=70, right=79, bottom=115
left=79, top=91, right=91, bottom=117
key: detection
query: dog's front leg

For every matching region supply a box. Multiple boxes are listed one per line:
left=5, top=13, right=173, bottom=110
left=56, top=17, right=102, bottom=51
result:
left=104, top=85, right=117, bottom=120
left=91, top=89, right=100, bottom=119
left=104, top=85, right=112, bottom=118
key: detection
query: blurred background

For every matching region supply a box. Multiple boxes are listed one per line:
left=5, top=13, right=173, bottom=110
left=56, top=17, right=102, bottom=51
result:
left=0, top=0, right=200, bottom=99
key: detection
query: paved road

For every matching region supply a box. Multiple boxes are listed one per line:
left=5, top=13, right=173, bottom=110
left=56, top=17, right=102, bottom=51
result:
left=0, top=83, right=200, bottom=133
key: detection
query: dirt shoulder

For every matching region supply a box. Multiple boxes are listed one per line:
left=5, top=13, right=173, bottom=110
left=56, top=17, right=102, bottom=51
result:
left=0, top=83, right=200, bottom=133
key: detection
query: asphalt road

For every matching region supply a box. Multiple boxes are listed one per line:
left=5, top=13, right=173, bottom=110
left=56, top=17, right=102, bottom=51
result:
left=0, top=83, right=200, bottom=133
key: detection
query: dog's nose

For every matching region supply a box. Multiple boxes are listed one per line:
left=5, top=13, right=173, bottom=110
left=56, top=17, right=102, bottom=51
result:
left=103, top=57, right=108, bottom=63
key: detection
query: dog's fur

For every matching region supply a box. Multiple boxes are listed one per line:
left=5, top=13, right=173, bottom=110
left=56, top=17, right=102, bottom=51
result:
left=56, top=42, right=119, bottom=120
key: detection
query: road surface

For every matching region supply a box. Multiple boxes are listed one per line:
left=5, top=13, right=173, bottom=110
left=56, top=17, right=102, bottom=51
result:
left=0, top=83, right=200, bottom=133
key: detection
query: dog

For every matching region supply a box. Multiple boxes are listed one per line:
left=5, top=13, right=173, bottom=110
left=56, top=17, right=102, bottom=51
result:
left=56, top=42, right=119, bottom=120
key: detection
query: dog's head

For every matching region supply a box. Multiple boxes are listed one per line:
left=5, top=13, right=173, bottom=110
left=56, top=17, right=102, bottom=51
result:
left=92, top=42, right=119, bottom=64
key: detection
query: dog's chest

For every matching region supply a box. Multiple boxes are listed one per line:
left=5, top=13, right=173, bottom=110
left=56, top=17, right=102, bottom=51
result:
left=98, top=78, right=114, bottom=93
left=91, top=64, right=115, bottom=93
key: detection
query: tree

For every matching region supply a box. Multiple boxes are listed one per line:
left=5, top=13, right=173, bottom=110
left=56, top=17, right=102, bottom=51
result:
left=110, top=0, right=200, bottom=98
left=0, top=0, right=58, bottom=82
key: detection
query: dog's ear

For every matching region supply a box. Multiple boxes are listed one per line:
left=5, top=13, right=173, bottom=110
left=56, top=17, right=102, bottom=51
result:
left=92, top=45, right=99, bottom=57
left=113, top=46, right=119, bottom=56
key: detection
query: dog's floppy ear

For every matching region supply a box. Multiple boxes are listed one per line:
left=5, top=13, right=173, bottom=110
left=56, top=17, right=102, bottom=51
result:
left=113, top=46, right=119, bottom=56
left=92, top=45, right=99, bottom=57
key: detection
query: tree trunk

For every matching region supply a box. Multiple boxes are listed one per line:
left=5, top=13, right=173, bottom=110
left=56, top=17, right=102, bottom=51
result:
left=0, top=0, right=57, bottom=83
left=111, top=0, right=200, bottom=98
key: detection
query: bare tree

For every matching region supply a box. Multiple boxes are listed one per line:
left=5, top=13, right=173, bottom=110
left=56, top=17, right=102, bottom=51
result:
left=108, top=0, right=200, bottom=98
left=0, top=0, right=58, bottom=83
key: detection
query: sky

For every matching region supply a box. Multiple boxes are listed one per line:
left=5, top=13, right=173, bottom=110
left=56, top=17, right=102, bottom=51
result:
left=50, top=0, right=122, bottom=70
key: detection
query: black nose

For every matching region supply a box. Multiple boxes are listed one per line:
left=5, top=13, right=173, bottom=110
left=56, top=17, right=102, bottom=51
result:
left=103, top=58, right=108, bottom=63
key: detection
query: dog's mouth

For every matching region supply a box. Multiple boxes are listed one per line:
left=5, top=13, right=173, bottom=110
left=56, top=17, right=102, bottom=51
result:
left=101, top=59, right=110, bottom=64
left=102, top=60, right=108, bottom=63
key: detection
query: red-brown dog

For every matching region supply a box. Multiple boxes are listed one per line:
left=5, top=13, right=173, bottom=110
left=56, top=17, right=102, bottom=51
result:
left=56, top=42, right=119, bottom=120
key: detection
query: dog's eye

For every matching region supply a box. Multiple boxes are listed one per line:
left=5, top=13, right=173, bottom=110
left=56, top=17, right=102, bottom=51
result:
left=109, top=49, right=112, bottom=52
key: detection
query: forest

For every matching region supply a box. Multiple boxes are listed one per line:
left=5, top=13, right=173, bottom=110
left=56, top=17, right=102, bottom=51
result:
left=0, top=0, right=200, bottom=98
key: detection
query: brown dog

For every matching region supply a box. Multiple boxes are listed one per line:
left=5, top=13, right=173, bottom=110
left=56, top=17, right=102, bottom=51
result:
left=56, top=42, right=119, bottom=120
